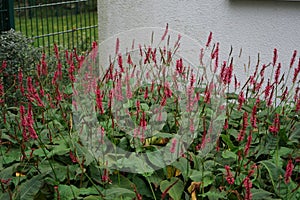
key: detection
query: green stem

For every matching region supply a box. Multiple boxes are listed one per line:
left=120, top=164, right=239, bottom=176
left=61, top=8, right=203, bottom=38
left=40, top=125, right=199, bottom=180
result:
left=147, top=177, right=157, bottom=200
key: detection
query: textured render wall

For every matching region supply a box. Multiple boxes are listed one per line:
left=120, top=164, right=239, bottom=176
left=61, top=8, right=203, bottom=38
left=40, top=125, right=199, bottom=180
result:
left=97, top=0, right=300, bottom=81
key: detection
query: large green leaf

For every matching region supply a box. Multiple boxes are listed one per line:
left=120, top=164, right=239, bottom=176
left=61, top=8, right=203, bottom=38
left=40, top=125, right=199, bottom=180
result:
left=147, top=151, right=166, bottom=169
left=288, top=123, right=300, bottom=145
left=251, top=188, right=273, bottom=200
left=83, top=196, right=104, bottom=200
left=1, top=148, right=22, bottom=165
left=259, top=160, right=284, bottom=195
left=132, top=176, right=153, bottom=198
left=171, top=157, right=191, bottom=180
left=160, top=177, right=184, bottom=200
left=0, top=193, right=10, bottom=200
left=16, top=175, right=43, bottom=200
left=55, top=185, right=80, bottom=200
left=104, top=187, right=135, bottom=200
left=198, top=191, right=227, bottom=200
left=47, top=142, right=70, bottom=158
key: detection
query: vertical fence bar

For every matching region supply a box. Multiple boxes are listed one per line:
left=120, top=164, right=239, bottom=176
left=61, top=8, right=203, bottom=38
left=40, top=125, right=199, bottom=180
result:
left=88, top=1, right=92, bottom=48
left=93, top=0, right=98, bottom=41
left=75, top=1, right=79, bottom=51
left=56, top=3, right=60, bottom=49
left=51, top=3, right=55, bottom=50
left=24, top=0, right=29, bottom=36
left=7, top=0, right=14, bottom=30
left=66, top=3, right=70, bottom=50
left=30, top=1, right=34, bottom=38
left=45, top=1, right=50, bottom=54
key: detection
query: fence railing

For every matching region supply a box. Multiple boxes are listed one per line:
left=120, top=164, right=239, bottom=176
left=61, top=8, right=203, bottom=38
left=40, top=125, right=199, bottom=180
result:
left=1, top=0, right=98, bottom=53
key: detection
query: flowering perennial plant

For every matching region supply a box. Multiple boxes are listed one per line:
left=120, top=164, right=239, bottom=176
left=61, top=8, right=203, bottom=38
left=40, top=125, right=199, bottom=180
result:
left=0, top=27, right=300, bottom=200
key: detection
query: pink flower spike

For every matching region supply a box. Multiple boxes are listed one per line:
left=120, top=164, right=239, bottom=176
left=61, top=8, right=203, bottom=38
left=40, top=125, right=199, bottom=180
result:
left=115, top=38, right=120, bottom=55
left=224, top=165, right=235, bottom=185
left=251, top=105, right=257, bottom=128
left=238, top=91, right=245, bottom=110
left=274, top=63, right=281, bottom=84
left=290, top=50, right=297, bottom=68
left=264, top=79, right=271, bottom=99
left=273, top=48, right=278, bottom=67
left=244, top=177, right=253, bottom=200
left=139, top=111, right=147, bottom=130
left=281, top=87, right=288, bottom=101
left=284, top=159, right=294, bottom=184
left=127, top=54, right=133, bottom=65
left=161, top=23, right=168, bottom=41
left=117, top=54, right=124, bottom=72
left=69, top=151, right=78, bottom=163
left=144, top=87, right=149, bottom=99
left=224, top=119, right=229, bottom=130
left=293, top=58, right=300, bottom=83
left=237, top=112, right=248, bottom=142
left=296, top=99, right=300, bottom=112
left=244, top=132, right=252, bottom=156
left=206, top=32, right=213, bottom=47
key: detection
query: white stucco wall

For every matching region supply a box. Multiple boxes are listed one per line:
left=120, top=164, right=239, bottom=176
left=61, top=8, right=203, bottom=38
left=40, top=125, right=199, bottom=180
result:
left=97, top=0, right=300, bottom=82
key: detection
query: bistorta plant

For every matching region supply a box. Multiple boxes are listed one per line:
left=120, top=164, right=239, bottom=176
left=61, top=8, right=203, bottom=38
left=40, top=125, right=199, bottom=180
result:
left=0, top=25, right=299, bottom=200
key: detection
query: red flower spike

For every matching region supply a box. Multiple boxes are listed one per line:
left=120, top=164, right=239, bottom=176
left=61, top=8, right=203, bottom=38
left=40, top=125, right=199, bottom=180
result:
left=267, top=86, right=274, bottom=107
left=220, top=61, right=227, bottom=83
left=296, top=99, right=300, bottom=112
left=20, top=105, right=28, bottom=141
left=68, top=64, right=76, bottom=83
left=115, top=38, right=119, bottom=55
left=161, top=23, right=168, bottom=41
left=164, top=81, right=172, bottom=98
left=144, top=46, right=151, bottom=64
left=244, top=132, right=252, bottom=156
left=125, top=72, right=132, bottom=99
left=269, top=114, right=280, bottom=134
left=290, top=50, right=297, bottom=68
left=237, top=112, right=248, bottom=142
left=274, top=63, right=281, bottom=84
left=244, top=177, right=253, bottom=200
left=26, top=104, right=38, bottom=140
left=250, top=101, right=258, bottom=128
left=152, top=48, right=157, bottom=64
left=117, top=54, right=124, bottom=73
left=293, top=58, right=300, bottom=83
left=139, top=111, right=147, bottom=130
left=95, top=87, right=104, bottom=114
left=176, top=58, right=184, bottom=75
left=238, top=91, right=245, bottom=110
left=223, top=119, right=229, bottom=130
left=144, top=87, right=148, bottom=99
left=225, top=165, right=235, bottom=185
left=284, top=159, right=294, bottom=184
left=206, top=32, right=213, bottom=47
left=273, top=48, right=278, bottom=67
left=69, top=151, right=78, bottom=163
left=281, top=87, right=288, bottom=101
left=127, top=53, right=133, bottom=65
left=264, top=79, right=271, bottom=99
left=211, top=42, right=219, bottom=71
left=260, top=64, right=267, bottom=77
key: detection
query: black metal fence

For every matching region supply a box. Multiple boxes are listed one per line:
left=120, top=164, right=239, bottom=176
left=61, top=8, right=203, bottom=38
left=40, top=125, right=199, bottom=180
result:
left=0, top=0, right=98, bottom=52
